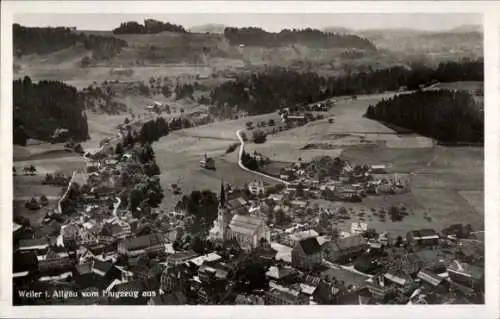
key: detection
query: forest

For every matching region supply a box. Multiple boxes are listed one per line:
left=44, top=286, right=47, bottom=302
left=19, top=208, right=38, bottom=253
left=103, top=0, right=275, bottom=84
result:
left=223, top=27, right=376, bottom=50
left=112, top=19, right=186, bottom=34
left=210, top=59, right=483, bottom=116
left=365, top=90, right=483, bottom=143
left=13, top=24, right=127, bottom=59
left=13, top=76, right=89, bottom=145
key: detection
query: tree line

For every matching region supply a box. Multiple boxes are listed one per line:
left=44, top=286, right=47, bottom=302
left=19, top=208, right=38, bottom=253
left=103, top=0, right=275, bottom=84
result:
left=112, top=19, right=186, bottom=34
left=223, top=27, right=376, bottom=50
left=210, top=59, right=483, bottom=116
left=13, top=76, right=89, bottom=145
left=13, top=24, right=127, bottom=59
left=365, top=90, right=483, bottom=143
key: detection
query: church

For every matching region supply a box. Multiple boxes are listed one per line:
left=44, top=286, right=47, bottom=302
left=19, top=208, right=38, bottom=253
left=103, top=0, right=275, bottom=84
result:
left=209, top=182, right=270, bottom=251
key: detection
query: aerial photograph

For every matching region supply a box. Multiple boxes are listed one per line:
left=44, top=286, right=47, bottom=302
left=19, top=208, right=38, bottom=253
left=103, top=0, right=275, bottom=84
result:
left=11, top=12, right=484, bottom=306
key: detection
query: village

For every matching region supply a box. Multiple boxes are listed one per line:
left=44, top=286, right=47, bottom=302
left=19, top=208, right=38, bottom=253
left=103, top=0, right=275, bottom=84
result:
left=13, top=114, right=485, bottom=306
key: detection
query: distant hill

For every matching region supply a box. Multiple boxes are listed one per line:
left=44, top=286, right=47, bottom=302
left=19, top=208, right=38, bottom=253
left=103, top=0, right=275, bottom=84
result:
left=352, top=28, right=483, bottom=64
left=450, top=24, right=482, bottom=33
left=189, top=24, right=227, bottom=34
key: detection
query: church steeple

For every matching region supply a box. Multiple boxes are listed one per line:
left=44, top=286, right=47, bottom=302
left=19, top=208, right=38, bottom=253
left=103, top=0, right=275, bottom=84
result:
left=219, top=180, right=226, bottom=208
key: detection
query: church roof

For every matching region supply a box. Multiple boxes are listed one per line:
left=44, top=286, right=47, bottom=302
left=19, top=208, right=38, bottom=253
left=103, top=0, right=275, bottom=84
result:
left=229, top=215, right=264, bottom=235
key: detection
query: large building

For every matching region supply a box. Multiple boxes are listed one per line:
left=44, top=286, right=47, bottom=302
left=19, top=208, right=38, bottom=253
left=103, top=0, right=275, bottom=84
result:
left=209, top=182, right=270, bottom=250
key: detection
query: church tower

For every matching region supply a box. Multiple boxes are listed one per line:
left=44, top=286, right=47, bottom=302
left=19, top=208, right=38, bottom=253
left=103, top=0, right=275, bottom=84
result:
left=209, top=180, right=228, bottom=241
left=217, top=180, right=227, bottom=239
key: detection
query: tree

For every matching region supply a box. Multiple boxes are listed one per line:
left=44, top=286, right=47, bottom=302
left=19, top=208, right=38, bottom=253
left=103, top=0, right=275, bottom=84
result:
left=252, top=130, right=267, bottom=144
left=268, top=119, right=275, bottom=126
left=39, top=195, right=49, bottom=206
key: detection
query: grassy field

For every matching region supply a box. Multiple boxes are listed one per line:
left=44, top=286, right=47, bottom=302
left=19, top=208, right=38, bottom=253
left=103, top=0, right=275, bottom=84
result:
left=149, top=89, right=483, bottom=236
left=13, top=199, right=57, bottom=227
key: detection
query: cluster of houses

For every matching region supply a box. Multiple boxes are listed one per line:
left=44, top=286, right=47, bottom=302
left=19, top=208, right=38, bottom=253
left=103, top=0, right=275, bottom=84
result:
left=276, top=159, right=408, bottom=203
left=12, top=124, right=483, bottom=305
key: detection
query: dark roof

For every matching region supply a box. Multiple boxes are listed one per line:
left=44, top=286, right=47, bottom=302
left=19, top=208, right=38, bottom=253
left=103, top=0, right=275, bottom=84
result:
left=297, top=237, right=321, bottom=256
left=122, top=233, right=163, bottom=251
left=75, top=259, right=114, bottom=276
left=13, top=251, right=39, bottom=273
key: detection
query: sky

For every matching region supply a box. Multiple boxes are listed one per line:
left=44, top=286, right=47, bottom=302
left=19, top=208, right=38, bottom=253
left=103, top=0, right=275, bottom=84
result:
left=14, top=13, right=482, bottom=32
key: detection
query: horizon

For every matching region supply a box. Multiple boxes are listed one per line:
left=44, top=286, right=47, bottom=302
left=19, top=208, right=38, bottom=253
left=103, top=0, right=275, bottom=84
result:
left=13, top=13, right=482, bottom=33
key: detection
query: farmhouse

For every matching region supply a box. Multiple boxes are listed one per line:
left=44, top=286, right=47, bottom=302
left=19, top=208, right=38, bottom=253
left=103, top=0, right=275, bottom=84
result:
left=406, top=229, right=440, bottom=246
left=446, top=260, right=484, bottom=289
left=248, top=180, right=266, bottom=196
left=200, top=153, right=215, bottom=170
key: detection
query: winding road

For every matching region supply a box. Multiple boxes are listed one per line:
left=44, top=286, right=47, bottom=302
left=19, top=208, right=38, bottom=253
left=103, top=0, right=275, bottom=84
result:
left=235, top=129, right=290, bottom=186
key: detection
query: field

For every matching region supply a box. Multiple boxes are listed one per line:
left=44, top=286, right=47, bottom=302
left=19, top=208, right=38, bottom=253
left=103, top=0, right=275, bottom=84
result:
left=13, top=143, right=86, bottom=224
left=151, top=89, right=483, bottom=235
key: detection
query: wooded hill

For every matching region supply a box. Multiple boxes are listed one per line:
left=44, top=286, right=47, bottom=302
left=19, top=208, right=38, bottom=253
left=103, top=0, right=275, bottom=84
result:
left=13, top=24, right=127, bottom=59
left=209, top=58, right=483, bottom=116
left=13, top=76, right=89, bottom=145
left=365, top=90, right=483, bottom=143
left=223, top=27, right=376, bottom=50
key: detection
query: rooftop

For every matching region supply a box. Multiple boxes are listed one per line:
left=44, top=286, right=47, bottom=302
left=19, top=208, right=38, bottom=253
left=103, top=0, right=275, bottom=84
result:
left=296, top=237, right=321, bottom=256
left=229, top=214, right=265, bottom=236
left=121, top=233, right=163, bottom=251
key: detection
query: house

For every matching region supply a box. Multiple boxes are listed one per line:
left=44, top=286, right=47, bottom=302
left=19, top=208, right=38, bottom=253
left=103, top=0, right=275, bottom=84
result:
left=187, top=252, right=222, bottom=268
left=265, top=265, right=296, bottom=283
left=227, top=197, right=249, bottom=215
left=117, top=233, right=164, bottom=257
left=13, top=251, right=39, bottom=286
left=367, top=276, right=395, bottom=301
left=17, top=238, right=50, bottom=255
left=446, top=260, right=484, bottom=290
left=324, top=235, right=367, bottom=263
left=370, top=165, right=387, bottom=174
left=200, top=153, right=215, bottom=170
left=350, top=222, right=368, bottom=236
left=109, top=222, right=131, bottom=240
left=265, top=282, right=309, bottom=305
left=226, top=214, right=271, bottom=251
left=286, top=115, right=307, bottom=127
left=417, top=269, right=445, bottom=289
left=164, top=250, right=199, bottom=267
left=38, top=246, right=75, bottom=275
left=248, top=180, right=266, bottom=196
left=74, top=259, right=122, bottom=290
left=406, top=229, right=440, bottom=246
left=336, top=287, right=375, bottom=305
left=286, top=229, right=319, bottom=247
left=393, top=253, right=423, bottom=276
left=61, top=224, right=81, bottom=245
left=291, top=237, right=322, bottom=271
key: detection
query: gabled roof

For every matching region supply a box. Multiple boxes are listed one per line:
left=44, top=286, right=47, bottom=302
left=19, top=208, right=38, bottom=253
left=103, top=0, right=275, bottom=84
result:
left=75, top=258, right=114, bottom=277
left=227, top=197, right=248, bottom=210
left=296, top=237, right=321, bottom=256
left=447, top=260, right=484, bottom=280
left=266, top=266, right=295, bottom=280
left=417, top=269, right=443, bottom=287
left=229, top=214, right=265, bottom=235
left=18, top=238, right=49, bottom=250
left=122, top=233, right=163, bottom=251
